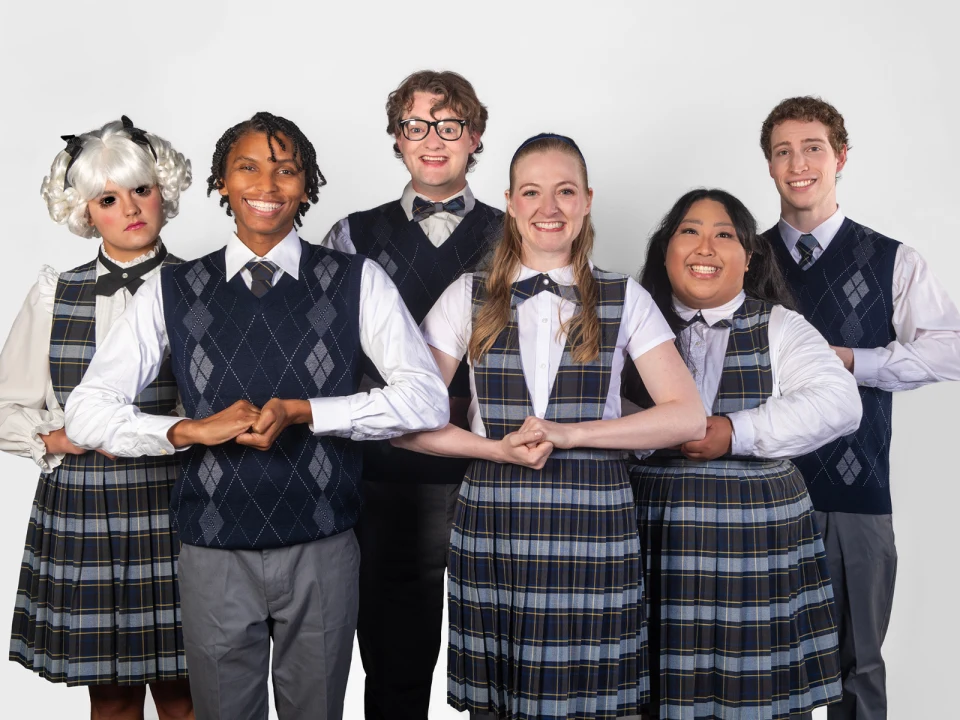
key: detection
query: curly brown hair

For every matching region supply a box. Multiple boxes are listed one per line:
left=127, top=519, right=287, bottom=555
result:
left=760, top=96, right=849, bottom=160
left=385, top=70, right=488, bottom=170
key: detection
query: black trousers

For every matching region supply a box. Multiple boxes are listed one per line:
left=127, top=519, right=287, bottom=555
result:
left=356, top=479, right=461, bottom=720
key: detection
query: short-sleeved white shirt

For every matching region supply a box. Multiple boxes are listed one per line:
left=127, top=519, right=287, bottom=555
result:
left=421, top=263, right=674, bottom=437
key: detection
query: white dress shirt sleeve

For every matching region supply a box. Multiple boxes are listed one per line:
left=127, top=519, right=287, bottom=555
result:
left=64, top=274, right=181, bottom=457
left=309, top=259, right=449, bottom=439
left=420, top=274, right=473, bottom=362
left=320, top=217, right=357, bottom=254
left=623, top=279, right=676, bottom=360
left=0, top=267, right=67, bottom=472
left=727, top=306, right=862, bottom=458
left=851, top=245, right=960, bottom=390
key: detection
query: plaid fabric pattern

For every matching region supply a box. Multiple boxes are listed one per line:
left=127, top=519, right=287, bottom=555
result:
left=632, top=458, right=841, bottom=718
left=10, top=257, right=188, bottom=686
left=471, top=269, right=627, bottom=456
left=767, top=219, right=900, bottom=515
left=448, top=268, right=648, bottom=719
left=348, top=199, right=502, bottom=484
left=712, top=298, right=774, bottom=416
left=161, top=242, right=365, bottom=549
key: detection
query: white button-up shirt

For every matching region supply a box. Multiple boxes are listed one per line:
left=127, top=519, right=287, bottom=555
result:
left=63, top=230, right=449, bottom=457
left=672, top=291, right=862, bottom=458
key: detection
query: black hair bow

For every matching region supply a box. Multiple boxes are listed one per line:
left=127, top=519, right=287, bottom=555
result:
left=59, top=116, right=157, bottom=191
left=60, top=134, right=83, bottom=190
left=121, top=115, right=158, bottom=161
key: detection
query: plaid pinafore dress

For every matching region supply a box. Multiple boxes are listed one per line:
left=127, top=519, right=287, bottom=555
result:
left=448, top=269, right=649, bottom=720
left=631, top=298, right=841, bottom=719
left=9, top=258, right=188, bottom=686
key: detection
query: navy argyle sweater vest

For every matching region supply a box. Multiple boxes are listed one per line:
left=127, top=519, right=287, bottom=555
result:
left=765, top=218, right=900, bottom=514
left=348, top=199, right=503, bottom=484
left=161, top=241, right=364, bottom=548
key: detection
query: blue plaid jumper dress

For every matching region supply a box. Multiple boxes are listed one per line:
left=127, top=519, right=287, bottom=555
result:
left=448, top=269, right=649, bottom=720
left=631, top=298, right=841, bottom=719
left=9, top=258, right=188, bottom=685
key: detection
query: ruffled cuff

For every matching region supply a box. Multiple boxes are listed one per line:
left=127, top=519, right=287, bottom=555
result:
left=32, top=419, right=66, bottom=473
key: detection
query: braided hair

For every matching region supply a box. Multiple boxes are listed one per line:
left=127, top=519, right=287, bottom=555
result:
left=206, top=112, right=326, bottom=227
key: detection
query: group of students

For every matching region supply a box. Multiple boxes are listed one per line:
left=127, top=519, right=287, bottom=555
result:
left=1, top=70, right=957, bottom=720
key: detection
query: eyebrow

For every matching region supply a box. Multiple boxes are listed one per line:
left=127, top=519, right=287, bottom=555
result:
left=233, top=154, right=297, bottom=164
left=773, top=137, right=827, bottom=148
left=679, top=218, right=734, bottom=227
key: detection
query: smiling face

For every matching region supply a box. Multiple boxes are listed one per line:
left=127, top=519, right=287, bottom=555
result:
left=86, top=180, right=164, bottom=262
left=665, top=198, right=749, bottom=309
left=395, top=91, right=479, bottom=201
left=506, top=148, right=592, bottom=270
left=768, top=119, right=847, bottom=230
left=218, top=131, right=308, bottom=251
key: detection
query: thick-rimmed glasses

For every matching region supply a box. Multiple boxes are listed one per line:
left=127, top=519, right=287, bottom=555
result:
left=398, top=118, right=467, bottom=142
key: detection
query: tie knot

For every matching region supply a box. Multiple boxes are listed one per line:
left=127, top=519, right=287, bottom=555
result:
left=411, top=195, right=466, bottom=222
left=245, top=259, right=278, bottom=297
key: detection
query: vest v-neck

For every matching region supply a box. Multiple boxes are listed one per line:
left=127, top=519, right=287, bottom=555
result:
left=772, top=218, right=853, bottom=284
left=219, top=247, right=299, bottom=311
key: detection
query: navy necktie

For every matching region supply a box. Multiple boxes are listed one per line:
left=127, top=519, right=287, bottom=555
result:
left=245, top=259, right=278, bottom=298
left=411, top=195, right=466, bottom=223
left=796, top=233, right=820, bottom=270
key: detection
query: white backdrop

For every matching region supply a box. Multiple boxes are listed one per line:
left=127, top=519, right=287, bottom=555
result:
left=1, top=1, right=956, bottom=717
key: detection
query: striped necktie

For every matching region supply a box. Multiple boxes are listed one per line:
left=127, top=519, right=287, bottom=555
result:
left=796, top=233, right=820, bottom=270
left=245, top=259, right=278, bottom=298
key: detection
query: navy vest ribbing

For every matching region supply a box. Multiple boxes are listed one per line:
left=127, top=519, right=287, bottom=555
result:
left=161, top=241, right=365, bottom=548
left=348, top=199, right=503, bottom=483
left=765, top=218, right=900, bottom=514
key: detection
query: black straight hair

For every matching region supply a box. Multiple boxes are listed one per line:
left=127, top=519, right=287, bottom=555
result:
left=639, top=188, right=795, bottom=334
left=623, top=189, right=796, bottom=410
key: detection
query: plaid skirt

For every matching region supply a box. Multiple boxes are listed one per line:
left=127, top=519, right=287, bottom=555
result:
left=9, top=453, right=188, bottom=686
left=448, top=454, right=649, bottom=720
left=631, top=457, right=841, bottom=719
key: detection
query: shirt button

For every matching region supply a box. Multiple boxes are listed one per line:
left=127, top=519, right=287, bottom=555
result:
left=540, top=363, right=546, bottom=369
left=541, top=318, right=548, bottom=323
left=122, top=272, right=129, bottom=279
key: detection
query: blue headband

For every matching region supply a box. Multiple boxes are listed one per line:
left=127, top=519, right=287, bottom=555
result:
left=511, top=132, right=585, bottom=165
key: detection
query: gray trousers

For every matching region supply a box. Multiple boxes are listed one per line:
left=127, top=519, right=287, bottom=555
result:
left=177, top=530, right=361, bottom=720
left=814, top=511, right=898, bottom=720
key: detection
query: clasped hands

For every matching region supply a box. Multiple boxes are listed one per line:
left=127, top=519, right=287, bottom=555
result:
left=168, top=398, right=311, bottom=451
left=498, top=416, right=578, bottom=470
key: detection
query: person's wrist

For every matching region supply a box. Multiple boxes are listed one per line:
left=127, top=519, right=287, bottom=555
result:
left=167, top=418, right=198, bottom=448
left=285, top=399, right=312, bottom=425
left=492, top=437, right=509, bottom=464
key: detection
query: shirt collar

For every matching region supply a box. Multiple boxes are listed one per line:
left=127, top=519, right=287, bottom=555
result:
left=400, top=181, right=476, bottom=222
left=96, top=239, right=163, bottom=275
left=512, top=261, right=591, bottom=286
left=777, top=206, right=846, bottom=252
left=672, top=290, right=745, bottom=327
left=224, top=228, right=301, bottom=281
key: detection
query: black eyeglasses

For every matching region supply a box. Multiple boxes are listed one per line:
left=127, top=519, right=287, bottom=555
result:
left=398, top=118, right=467, bottom=142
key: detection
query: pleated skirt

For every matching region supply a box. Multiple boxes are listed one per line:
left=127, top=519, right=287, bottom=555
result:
left=631, top=457, right=841, bottom=719
left=9, top=454, right=188, bottom=685
left=448, top=456, right=649, bottom=720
